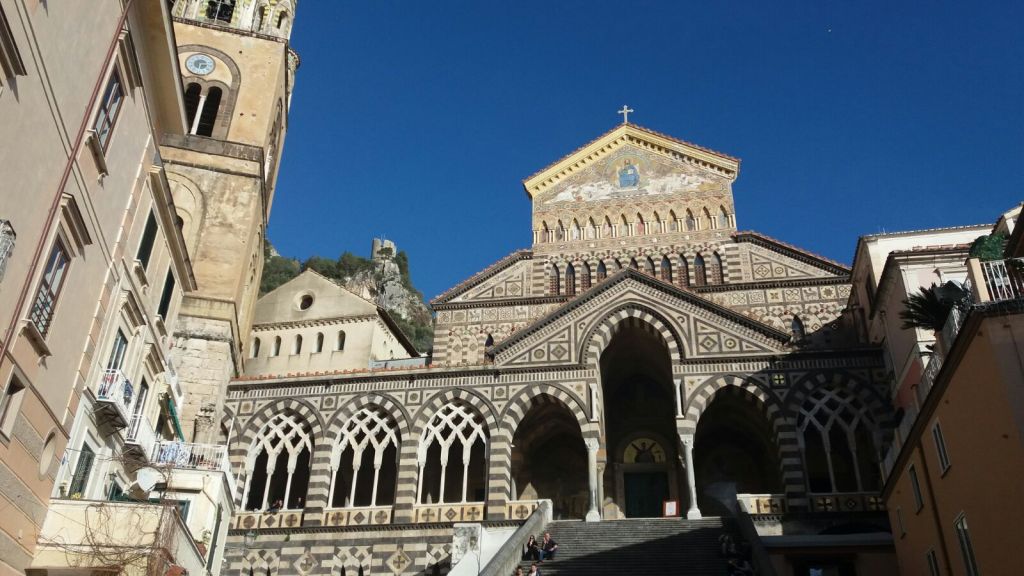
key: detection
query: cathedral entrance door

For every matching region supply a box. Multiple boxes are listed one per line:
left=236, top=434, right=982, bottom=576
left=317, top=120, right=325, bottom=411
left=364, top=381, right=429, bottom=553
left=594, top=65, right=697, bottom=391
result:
left=624, top=471, right=668, bottom=518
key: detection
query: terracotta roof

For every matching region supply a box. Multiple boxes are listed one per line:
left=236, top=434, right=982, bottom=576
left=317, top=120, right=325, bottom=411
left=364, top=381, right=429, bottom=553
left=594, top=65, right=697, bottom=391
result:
left=522, top=122, right=740, bottom=184
left=732, top=231, right=851, bottom=274
left=431, top=249, right=532, bottom=305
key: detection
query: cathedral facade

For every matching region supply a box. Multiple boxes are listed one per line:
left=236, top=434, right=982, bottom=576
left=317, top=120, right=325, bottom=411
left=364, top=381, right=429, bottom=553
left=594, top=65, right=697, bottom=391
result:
left=223, top=123, right=894, bottom=575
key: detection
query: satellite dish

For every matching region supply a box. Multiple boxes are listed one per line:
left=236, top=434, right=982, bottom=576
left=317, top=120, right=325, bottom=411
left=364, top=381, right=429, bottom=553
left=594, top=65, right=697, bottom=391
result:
left=135, top=467, right=161, bottom=493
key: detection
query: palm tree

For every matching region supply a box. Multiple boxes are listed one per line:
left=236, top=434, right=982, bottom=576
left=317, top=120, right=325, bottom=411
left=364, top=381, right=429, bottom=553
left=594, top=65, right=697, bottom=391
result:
left=899, top=282, right=968, bottom=331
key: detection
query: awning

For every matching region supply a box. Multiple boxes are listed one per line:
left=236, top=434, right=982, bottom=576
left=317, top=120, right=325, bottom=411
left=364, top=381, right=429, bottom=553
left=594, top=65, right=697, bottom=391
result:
left=165, top=395, right=185, bottom=441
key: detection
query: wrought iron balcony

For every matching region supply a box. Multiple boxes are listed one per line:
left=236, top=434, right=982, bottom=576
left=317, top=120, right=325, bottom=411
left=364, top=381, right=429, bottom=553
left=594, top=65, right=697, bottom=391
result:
left=152, top=440, right=229, bottom=472
left=95, top=369, right=135, bottom=429
left=975, top=257, right=1024, bottom=302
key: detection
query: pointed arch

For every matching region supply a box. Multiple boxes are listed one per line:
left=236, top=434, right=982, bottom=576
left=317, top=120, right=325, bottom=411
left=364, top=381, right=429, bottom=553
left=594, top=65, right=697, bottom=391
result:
left=329, top=406, right=401, bottom=508
left=549, top=263, right=560, bottom=295
left=564, top=263, right=576, bottom=296
left=718, top=206, right=731, bottom=229
left=240, top=411, right=315, bottom=511
left=660, top=255, right=672, bottom=283
left=620, top=214, right=630, bottom=236
left=635, top=212, right=646, bottom=235
left=685, top=209, right=697, bottom=231
left=702, top=207, right=713, bottom=230
left=555, top=220, right=565, bottom=241
left=570, top=219, right=582, bottom=241
left=669, top=210, right=678, bottom=232
left=602, top=215, right=614, bottom=239
left=540, top=222, right=550, bottom=243
left=693, top=254, right=707, bottom=286
left=581, top=304, right=684, bottom=367
left=628, top=257, right=639, bottom=270
left=643, top=256, right=656, bottom=276
left=652, top=211, right=663, bottom=233
left=596, top=260, right=607, bottom=282
left=791, top=315, right=806, bottom=342
left=586, top=217, right=597, bottom=240
left=580, top=261, right=592, bottom=291
left=416, top=400, right=491, bottom=504
left=678, top=256, right=690, bottom=288
left=709, top=252, right=724, bottom=285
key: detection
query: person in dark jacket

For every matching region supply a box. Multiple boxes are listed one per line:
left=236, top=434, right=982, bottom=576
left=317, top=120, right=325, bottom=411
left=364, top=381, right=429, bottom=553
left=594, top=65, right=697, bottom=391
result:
left=538, top=532, right=558, bottom=562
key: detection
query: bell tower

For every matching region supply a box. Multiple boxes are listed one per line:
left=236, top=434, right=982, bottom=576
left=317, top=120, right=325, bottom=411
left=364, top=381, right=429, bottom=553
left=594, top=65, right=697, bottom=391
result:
left=161, top=0, right=300, bottom=442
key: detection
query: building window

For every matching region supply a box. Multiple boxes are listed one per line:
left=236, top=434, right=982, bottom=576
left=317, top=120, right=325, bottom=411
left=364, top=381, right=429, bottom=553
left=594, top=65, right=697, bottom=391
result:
left=417, top=401, right=488, bottom=504
left=708, top=252, right=724, bottom=285
left=30, top=240, right=71, bottom=338
left=136, top=212, right=158, bottom=270
left=251, top=337, right=261, bottom=358
left=549, top=264, right=560, bottom=295
left=926, top=549, right=940, bottom=576
left=157, top=270, right=176, bottom=318
left=315, top=333, right=324, bottom=353
left=270, top=336, right=281, bottom=357
left=678, top=256, right=689, bottom=287
left=293, top=334, right=302, bottom=355
left=184, top=83, right=201, bottom=131
left=106, top=329, right=128, bottom=371
left=195, top=86, right=222, bottom=137
left=909, top=464, right=924, bottom=512
left=0, top=220, right=15, bottom=283
left=954, top=514, right=980, bottom=576
left=693, top=254, right=707, bottom=286
left=0, top=3, right=27, bottom=87
left=791, top=315, right=806, bottom=342
left=330, top=407, right=400, bottom=507
left=717, top=207, right=730, bottom=229
left=241, top=413, right=313, bottom=511
left=0, top=374, right=26, bottom=437
left=68, top=444, right=96, bottom=497
left=94, top=69, right=124, bottom=150
left=596, top=261, right=607, bottom=282
left=337, top=330, right=346, bottom=351
left=798, top=386, right=882, bottom=493
left=932, top=421, right=951, bottom=474
left=564, top=263, right=575, bottom=296
left=580, top=262, right=592, bottom=291
left=276, top=10, right=288, bottom=30
left=254, top=5, right=266, bottom=31
left=206, top=0, right=235, bottom=23
left=685, top=210, right=697, bottom=231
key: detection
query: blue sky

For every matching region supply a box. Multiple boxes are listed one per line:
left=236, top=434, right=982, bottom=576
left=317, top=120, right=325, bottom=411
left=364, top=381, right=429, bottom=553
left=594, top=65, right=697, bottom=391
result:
left=270, top=1, right=1024, bottom=301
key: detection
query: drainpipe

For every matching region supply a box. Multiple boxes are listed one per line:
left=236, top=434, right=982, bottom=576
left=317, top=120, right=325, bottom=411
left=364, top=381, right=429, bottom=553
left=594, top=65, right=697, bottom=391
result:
left=0, top=0, right=137, bottom=427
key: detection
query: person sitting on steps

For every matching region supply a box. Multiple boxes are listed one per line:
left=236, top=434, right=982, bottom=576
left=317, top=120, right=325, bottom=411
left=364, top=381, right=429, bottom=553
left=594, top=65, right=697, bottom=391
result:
left=523, top=535, right=540, bottom=561
left=528, top=563, right=541, bottom=575
left=537, top=532, right=558, bottom=562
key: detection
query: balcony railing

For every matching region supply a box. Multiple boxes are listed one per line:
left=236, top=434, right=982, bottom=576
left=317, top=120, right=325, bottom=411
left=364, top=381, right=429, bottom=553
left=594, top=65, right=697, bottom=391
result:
left=96, top=369, right=135, bottom=427
left=978, top=257, right=1024, bottom=302
left=125, top=414, right=157, bottom=462
left=152, top=440, right=229, bottom=472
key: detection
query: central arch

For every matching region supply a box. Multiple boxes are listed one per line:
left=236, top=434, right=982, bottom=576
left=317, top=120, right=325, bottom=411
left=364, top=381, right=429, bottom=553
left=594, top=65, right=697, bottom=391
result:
left=599, top=318, right=683, bottom=518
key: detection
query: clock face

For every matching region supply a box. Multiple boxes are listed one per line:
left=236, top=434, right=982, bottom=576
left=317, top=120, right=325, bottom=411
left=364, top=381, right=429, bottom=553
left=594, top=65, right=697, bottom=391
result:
left=185, top=54, right=215, bottom=76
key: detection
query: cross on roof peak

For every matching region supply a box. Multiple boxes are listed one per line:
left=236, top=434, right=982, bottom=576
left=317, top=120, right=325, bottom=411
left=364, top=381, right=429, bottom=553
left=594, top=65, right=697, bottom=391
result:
left=617, top=105, right=634, bottom=124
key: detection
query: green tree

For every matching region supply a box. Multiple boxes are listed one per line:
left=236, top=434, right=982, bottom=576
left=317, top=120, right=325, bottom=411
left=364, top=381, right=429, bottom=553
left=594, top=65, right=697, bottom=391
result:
left=303, top=255, right=340, bottom=279
left=260, top=253, right=300, bottom=295
left=968, top=233, right=1007, bottom=261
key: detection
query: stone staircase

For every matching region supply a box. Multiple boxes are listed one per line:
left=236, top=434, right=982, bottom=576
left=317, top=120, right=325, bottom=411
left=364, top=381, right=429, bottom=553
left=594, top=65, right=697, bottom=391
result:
left=516, top=517, right=737, bottom=576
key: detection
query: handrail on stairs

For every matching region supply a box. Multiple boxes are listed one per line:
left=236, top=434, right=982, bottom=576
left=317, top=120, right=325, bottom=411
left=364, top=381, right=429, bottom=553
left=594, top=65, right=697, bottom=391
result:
left=479, top=500, right=552, bottom=576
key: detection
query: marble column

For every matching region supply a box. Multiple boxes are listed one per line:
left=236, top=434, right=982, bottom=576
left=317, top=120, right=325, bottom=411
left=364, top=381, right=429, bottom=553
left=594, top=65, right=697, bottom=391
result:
left=585, top=437, right=601, bottom=522
left=681, top=434, right=701, bottom=519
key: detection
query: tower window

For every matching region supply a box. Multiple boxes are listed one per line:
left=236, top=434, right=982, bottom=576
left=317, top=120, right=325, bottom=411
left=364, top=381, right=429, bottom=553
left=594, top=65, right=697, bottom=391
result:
left=195, top=87, right=222, bottom=137
left=206, top=0, right=235, bottom=23
left=254, top=6, right=266, bottom=31
left=276, top=11, right=288, bottom=30
left=184, top=83, right=201, bottom=132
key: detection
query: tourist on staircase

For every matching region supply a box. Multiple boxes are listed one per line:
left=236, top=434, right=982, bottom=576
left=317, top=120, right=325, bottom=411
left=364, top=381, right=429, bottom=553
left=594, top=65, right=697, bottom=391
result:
left=537, top=532, right=559, bottom=562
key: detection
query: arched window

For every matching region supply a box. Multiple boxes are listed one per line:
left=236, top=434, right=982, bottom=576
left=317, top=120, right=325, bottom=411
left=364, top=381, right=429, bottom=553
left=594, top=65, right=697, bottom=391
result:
left=678, top=256, right=690, bottom=287
left=708, top=252, right=724, bottom=285
left=685, top=210, right=697, bottom=231
left=254, top=5, right=266, bottom=31
left=242, top=413, right=313, bottom=511
left=276, top=10, right=288, bottom=30
left=603, top=216, right=613, bottom=238
left=635, top=213, right=645, bottom=235
left=620, top=215, right=630, bottom=236
left=555, top=221, right=565, bottom=241
left=337, top=330, right=347, bottom=351
left=293, top=334, right=303, bottom=355
left=798, top=388, right=881, bottom=494
left=206, top=0, right=235, bottom=23
left=195, top=87, right=222, bottom=137
left=693, top=254, right=707, bottom=286
left=660, top=256, right=672, bottom=283
left=570, top=220, right=581, bottom=241
left=565, top=263, right=576, bottom=296
left=718, top=206, right=731, bottom=229
left=586, top=218, right=597, bottom=240
left=183, top=83, right=201, bottom=130
left=549, top=264, right=560, bottom=295
left=251, top=337, right=261, bottom=358
left=669, top=210, right=678, bottom=232
left=643, top=256, right=655, bottom=276
left=330, top=407, right=400, bottom=508
left=596, top=261, right=607, bottom=282
left=315, top=333, right=324, bottom=353
left=702, top=207, right=713, bottom=229
left=540, top=222, right=550, bottom=243
left=417, top=402, right=488, bottom=504
left=652, top=211, right=662, bottom=233
left=581, top=262, right=592, bottom=291
left=271, top=336, right=281, bottom=357
left=791, top=315, right=806, bottom=342
left=629, top=258, right=639, bottom=271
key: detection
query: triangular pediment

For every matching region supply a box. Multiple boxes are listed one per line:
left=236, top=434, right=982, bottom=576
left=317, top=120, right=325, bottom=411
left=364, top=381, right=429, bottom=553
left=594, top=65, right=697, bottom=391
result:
left=491, top=269, right=790, bottom=367
left=522, top=123, right=740, bottom=201
left=253, top=269, right=378, bottom=325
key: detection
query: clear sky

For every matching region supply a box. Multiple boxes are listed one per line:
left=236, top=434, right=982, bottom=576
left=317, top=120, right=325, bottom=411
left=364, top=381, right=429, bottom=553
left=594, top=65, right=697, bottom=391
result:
left=270, top=1, right=1024, bottom=301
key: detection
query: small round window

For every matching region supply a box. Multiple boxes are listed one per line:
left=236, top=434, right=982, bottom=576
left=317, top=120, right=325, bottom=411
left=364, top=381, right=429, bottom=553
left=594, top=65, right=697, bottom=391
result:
left=298, top=294, right=314, bottom=310
left=39, top=432, right=57, bottom=477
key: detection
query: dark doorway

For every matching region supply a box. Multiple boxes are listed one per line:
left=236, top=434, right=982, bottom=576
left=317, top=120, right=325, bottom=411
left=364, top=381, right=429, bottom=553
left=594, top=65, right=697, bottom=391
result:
left=624, top=472, right=668, bottom=518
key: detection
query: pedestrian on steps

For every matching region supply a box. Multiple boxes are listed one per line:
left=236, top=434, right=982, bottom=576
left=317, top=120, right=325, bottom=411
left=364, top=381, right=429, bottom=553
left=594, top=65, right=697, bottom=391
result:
left=538, top=532, right=558, bottom=562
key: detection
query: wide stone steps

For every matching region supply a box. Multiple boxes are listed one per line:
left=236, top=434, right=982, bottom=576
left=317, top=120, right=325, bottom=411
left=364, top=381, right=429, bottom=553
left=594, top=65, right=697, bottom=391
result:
left=517, top=518, right=736, bottom=576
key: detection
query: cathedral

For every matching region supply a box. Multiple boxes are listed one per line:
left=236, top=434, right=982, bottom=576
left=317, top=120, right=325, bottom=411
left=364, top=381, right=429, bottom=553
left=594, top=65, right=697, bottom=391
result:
left=223, top=120, right=894, bottom=574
